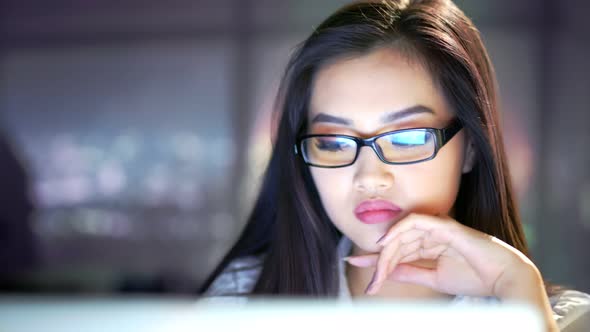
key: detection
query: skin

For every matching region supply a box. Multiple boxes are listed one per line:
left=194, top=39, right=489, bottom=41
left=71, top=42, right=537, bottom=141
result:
left=307, top=47, right=558, bottom=331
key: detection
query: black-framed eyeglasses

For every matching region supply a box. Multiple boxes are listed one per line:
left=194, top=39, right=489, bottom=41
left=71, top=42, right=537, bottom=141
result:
left=294, top=119, right=463, bottom=168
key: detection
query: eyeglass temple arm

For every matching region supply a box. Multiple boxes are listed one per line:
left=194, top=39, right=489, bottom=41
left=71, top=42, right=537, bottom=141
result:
left=441, top=120, right=463, bottom=144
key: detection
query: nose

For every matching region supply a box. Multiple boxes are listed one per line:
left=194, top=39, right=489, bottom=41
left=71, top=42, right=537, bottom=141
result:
left=353, top=146, right=394, bottom=194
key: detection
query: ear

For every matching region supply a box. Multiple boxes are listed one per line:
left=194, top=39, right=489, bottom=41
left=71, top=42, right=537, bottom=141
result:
left=462, top=137, right=476, bottom=174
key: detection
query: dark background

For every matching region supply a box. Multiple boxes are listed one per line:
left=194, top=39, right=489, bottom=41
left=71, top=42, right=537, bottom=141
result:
left=0, top=0, right=588, bottom=294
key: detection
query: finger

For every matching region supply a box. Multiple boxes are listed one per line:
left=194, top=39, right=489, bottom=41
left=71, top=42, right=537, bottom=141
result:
left=367, top=249, right=404, bottom=295
left=376, top=225, right=423, bottom=246
left=390, top=229, right=426, bottom=246
left=344, top=254, right=378, bottom=267
left=387, top=263, right=437, bottom=289
left=420, top=244, right=448, bottom=260
left=365, top=238, right=400, bottom=295
left=374, top=210, right=413, bottom=245
left=398, top=251, right=421, bottom=264
left=421, top=228, right=451, bottom=249
left=397, top=243, right=449, bottom=264
left=377, top=213, right=448, bottom=246
left=399, top=238, right=424, bottom=257
left=369, top=234, right=414, bottom=294
left=371, top=228, right=430, bottom=293
left=386, top=238, right=422, bottom=275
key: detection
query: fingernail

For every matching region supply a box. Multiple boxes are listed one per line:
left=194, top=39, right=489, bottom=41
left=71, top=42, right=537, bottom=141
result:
left=342, top=256, right=350, bottom=261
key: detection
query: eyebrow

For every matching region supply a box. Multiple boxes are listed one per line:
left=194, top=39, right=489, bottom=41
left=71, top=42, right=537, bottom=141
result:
left=310, top=105, right=435, bottom=126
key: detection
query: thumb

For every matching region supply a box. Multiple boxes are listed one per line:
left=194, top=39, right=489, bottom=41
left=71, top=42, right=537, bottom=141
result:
left=343, top=254, right=378, bottom=267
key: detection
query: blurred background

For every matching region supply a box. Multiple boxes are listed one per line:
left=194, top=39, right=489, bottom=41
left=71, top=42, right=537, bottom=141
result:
left=0, top=0, right=588, bottom=295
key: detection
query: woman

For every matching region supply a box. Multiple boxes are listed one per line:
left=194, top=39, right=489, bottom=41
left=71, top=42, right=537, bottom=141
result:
left=199, top=1, right=590, bottom=330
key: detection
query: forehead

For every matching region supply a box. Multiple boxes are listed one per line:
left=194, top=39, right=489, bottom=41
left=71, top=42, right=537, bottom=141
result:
left=309, top=48, right=452, bottom=130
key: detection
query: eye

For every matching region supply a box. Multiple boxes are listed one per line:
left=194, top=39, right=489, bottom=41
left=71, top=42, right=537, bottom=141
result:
left=314, top=137, right=353, bottom=152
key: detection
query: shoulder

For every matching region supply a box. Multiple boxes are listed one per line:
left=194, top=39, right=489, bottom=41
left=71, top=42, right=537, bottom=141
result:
left=549, top=289, right=590, bottom=331
left=201, top=255, right=264, bottom=298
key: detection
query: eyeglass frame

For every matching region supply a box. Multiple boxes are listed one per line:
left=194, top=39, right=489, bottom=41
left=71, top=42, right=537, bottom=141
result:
left=293, top=119, right=464, bottom=168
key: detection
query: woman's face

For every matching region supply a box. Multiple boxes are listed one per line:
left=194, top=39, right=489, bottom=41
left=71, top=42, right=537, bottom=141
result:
left=307, top=48, right=473, bottom=255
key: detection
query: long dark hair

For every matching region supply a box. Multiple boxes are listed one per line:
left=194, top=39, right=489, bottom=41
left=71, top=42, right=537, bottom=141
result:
left=199, top=0, right=554, bottom=296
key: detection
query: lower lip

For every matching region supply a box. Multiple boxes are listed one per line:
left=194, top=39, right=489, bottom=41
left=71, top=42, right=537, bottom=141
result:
left=355, top=210, right=401, bottom=224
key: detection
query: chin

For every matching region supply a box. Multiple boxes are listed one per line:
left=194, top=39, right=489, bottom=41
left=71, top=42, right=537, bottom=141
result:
left=351, top=236, right=382, bottom=254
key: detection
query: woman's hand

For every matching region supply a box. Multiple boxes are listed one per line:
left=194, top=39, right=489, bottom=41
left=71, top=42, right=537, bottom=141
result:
left=345, top=213, right=560, bottom=331
left=345, top=213, right=537, bottom=297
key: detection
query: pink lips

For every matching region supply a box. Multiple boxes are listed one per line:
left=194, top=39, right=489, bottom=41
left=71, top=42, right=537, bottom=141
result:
left=354, top=199, right=402, bottom=224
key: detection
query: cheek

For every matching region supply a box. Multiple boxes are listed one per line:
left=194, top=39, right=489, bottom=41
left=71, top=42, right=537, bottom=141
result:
left=309, top=168, right=352, bottom=219
left=399, top=144, right=465, bottom=214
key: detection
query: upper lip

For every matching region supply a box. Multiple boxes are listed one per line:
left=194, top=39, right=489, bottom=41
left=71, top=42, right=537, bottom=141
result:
left=354, top=199, right=402, bottom=214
